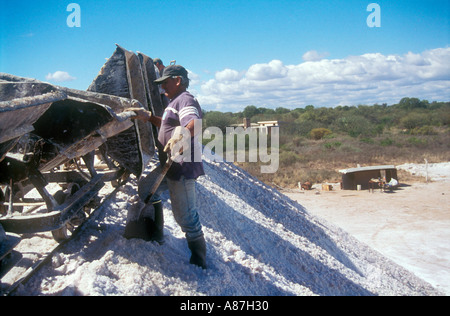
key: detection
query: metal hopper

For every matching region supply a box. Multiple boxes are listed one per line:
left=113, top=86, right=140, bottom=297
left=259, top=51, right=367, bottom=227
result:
left=0, top=74, right=146, bottom=241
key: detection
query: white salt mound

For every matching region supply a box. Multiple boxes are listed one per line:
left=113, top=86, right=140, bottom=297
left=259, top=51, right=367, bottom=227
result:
left=16, top=158, right=441, bottom=296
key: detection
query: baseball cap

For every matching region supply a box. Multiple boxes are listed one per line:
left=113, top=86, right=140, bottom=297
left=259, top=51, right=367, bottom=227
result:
left=154, top=65, right=188, bottom=84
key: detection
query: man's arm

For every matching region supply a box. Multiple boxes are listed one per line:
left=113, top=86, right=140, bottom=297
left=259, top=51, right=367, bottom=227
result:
left=149, top=115, right=162, bottom=128
left=185, top=119, right=198, bottom=137
left=128, top=108, right=161, bottom=128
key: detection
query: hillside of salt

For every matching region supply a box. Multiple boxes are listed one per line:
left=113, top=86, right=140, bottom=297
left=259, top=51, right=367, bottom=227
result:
left=15, top=157, right=441, bottom=296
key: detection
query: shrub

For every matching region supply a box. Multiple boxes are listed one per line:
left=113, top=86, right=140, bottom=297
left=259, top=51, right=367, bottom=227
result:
left=410, top=126, right=437, bottom=135
left=335, top=115, right=375, bottom=137
left=400, top=112, right=430, bottom=130
left=310, top=128, right=332, bottom=140
left=324, top=142, right=342, bottom=150
left=360, top=137, right=375, bottom=144
left=292, top=136, right=303, bottom=147
left=380, top=138, right=394, bottom=146
left=279, top=151, right=300, bottom=166
left=407, top=137, right=428, bottom=147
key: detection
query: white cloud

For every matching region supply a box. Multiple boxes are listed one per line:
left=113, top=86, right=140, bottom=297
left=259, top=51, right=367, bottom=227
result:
left=45, top=71, right=76, bottom=82
left=302, top=50, right=329, bottom=62
left=194, top=48, right=450, bottom=111
left=246, top=60, right=287, bottom=81
left=186, top=69, right=201, bottom=86
left=215, top=68, right=242, bottom=82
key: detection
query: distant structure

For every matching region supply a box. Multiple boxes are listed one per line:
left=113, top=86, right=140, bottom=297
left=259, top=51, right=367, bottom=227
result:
left=339, top=165, right=398, bottom=190
left=240, top=118, right=279, bottom=135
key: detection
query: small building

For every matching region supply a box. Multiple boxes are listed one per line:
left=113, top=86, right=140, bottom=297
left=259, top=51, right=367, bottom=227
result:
left=256, top=121, right=279, bottom=135
left=339, top=165, right=398, bottom=190
left=240, top=118, right=279, bottom=135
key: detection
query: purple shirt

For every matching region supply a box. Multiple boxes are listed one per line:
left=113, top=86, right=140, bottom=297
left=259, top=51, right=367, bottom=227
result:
left=158, top=91, right=205, bottom=180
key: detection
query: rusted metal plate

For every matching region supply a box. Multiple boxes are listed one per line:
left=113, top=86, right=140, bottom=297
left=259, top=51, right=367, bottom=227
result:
left=0, top=172, right=106, bottom=235
left=0, top=82, right=66, bottom=151
left=0, top=225, right=21, bottom=262
left=0, top=139, right=19, bottom=164
left=137, top=52, right=165, bottom=117
left=122, top=46, right=155, bottom=171
left=0, top=73, right=143, bottom=236
left=56, top=173, right=104, bottom=225
left=0, top=211, right=62, bottom=234
left=87, top=46, right=129, bottom=97
left=123, top=46, right=148, bottom=110
left=88, top=45, right=156, bottom=177
left=0, top=81, right=64, bottom=163
left=32, top=99, right=112, bottom=148
left=0, top=73, right=141, bottom=176
left=88, top=46, right=144, bottom=176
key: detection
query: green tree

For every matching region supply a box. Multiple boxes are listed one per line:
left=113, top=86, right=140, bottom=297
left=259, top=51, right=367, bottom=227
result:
left=275, top=107, right=290, bottom=114
left=203, top=111, right=234, bottom=132
left=242, top=105, right=260, bottom=118
left=336, top=114, right=375, bottom=137
left=400, top=112, right=431, bottom=129
left=396, top=97, right=428, bottom=110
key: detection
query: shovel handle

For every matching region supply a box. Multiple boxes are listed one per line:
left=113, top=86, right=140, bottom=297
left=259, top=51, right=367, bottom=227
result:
left=144, top=156, right=173, bottom=204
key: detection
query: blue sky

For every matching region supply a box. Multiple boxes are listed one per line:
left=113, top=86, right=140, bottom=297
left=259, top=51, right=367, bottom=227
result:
left=1, top=0, right=449, bottom=111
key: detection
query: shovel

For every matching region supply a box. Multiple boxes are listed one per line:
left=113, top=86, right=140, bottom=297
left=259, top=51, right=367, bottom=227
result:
left=123, top=156, right=173, bottom=240
left=139, top=156, right=173, bottom=204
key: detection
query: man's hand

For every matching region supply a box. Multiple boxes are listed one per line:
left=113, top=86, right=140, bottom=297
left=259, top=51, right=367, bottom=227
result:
left=128, top=107, right=152, bottom=122
left=164, top=126, right=184, bottom=153
left=164, top=126, right=190, bottom=162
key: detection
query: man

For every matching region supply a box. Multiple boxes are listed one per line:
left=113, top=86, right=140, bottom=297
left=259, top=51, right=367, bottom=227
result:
left=153, top=58, right=165, bottom=76
left=130, top=65, right=207, bottom=269
left=385, top=177, right=399, bottom=192
left=153, top=58, right=169, bottom=107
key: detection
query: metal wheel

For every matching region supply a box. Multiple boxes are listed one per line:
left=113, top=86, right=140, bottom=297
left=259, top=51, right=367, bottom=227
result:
left=50, top=182, right=86, bottom=243
left=51, top=222, right=75, bottom=242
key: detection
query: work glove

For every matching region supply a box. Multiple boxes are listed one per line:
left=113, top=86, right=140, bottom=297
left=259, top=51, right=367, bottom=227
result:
left=128, top=107, right=152, bottom=122
left=164, top=126, right=190, bottom=162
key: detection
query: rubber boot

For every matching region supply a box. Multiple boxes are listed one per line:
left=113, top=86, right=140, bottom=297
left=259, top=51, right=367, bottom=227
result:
left=149, top=200, right=164, bottom=244
left=187, top=236, right=207, bottom=269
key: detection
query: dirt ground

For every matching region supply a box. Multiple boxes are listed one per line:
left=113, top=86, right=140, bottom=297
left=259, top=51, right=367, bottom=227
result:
left=285, top=179, right=450, bottom=295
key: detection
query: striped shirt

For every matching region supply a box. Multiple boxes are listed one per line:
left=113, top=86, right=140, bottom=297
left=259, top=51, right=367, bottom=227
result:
left=158, top=91, right=205, bottom=180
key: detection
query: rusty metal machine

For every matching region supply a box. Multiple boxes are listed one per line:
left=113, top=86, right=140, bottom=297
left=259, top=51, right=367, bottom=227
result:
left=0, top=45, right=165, bottom=263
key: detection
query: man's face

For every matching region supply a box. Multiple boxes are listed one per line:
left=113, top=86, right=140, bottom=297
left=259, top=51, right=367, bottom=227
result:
left=161, top=77, right=182, bottom=99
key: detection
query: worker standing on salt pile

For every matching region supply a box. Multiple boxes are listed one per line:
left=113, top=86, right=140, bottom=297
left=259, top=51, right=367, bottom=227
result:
left=130, top=65, right=207, bottom=269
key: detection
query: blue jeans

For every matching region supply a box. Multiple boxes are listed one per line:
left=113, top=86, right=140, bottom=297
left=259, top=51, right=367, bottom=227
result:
left=167, top=177, right=204, bottom=242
